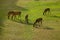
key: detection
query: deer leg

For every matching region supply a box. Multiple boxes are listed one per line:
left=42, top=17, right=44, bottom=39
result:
left=43, top=12, right=44, bottom=15
left=8, top=13, right=11, bottom=19
left=11, top=15, right=13, bottom=20
left=33, top=24, right=35, bottom=27
left=49, top=12, right=50, bottom=15
left=47, top=11, right=49, bottom=15
left=25, top=19, right=28, bottom=24
left=33, top=22, right=36, bottom=27
left=43, top=12, right=45, bottom=15
left=14, top=15, right=16, bottom=20
left=8, top=15, right=10, bottom=19
left=27, top=19, right=29, bottom=24
left=18, top=15, right=21, bottom=20
left=33, top=24, right=38, bottom=28
left=48, top=11, right=50, bottom=15
left=41, top=21, right=42, bottom=24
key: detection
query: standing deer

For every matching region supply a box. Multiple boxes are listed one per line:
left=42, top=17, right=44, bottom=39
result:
left=8, top=11, right=21, bottom=19
left=25, top=14, right=29, bottom=24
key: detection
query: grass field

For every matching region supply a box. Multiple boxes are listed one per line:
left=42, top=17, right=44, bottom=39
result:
left=0, top=0, right=60, bottom=40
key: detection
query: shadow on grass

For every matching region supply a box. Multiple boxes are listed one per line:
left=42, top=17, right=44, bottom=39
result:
left=14, top=6, right=29, bottom=11
left=34, top=0, right=39, bottom=1
left=11, top=19, right=33, bottom=25
left=50, top=15, right=60, bottom=18
left=0, top=27, right=3, bottom=35
left=44, top=26, right=54, bottom=30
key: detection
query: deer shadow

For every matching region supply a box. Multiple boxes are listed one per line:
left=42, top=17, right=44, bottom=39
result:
left=0, top=27, right=4, bottom=35
left=19, top=20, right=33, bottom=25
left=12, top=19, right=33, bottom=25
left=50, top=15, right=60, bottom=18
left=44, top=26, right=54, bottom=30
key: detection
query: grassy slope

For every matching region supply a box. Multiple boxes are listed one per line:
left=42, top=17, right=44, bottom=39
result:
left=0, top=0, right=60, bottom=40
left=17, top=0, right=60, bottom=30
left=2, top=20, right=32, bottom=40
left=17, top=0, right=60, bottom=40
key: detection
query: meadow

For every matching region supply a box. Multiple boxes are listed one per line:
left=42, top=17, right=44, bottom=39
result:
left=0, top=0, right=60, bottom=40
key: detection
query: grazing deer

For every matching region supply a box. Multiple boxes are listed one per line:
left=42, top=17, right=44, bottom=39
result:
left=25, top=14, right=29, bottom=24
left=8, top=11, right=21, bottom=19
left=43, top=8, right=50, bottom=15
left=33, top=18, right=42, bottom=28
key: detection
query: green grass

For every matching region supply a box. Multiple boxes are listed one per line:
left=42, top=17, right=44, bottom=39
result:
left=16, top=1, right=60, bottom=40
left=0, top=0, right=60, bottom=40
left=16, top=1, right=60, bottom=30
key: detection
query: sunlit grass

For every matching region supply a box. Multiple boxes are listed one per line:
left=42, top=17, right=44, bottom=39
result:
left=0, top=0, right=60, bottom=40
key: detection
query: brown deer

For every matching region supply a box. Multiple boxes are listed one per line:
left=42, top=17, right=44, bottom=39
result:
left=8, top=11, right=21, bottom=19
left=43, top=8, right=50, bottom=15
left=33, top=18, right=43, bottom=28
left=25, top=14, right=29, bottom=24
